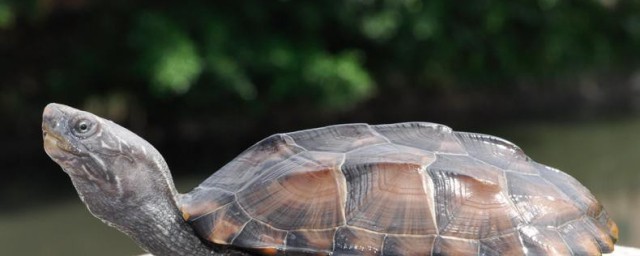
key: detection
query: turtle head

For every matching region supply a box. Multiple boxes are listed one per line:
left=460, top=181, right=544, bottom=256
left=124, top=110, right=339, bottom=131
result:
left=42, top=103, right=178, bottom=226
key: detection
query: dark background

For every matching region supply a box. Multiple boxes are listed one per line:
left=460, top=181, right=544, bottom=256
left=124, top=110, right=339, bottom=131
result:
left=1, top=0, right=639, bottom=254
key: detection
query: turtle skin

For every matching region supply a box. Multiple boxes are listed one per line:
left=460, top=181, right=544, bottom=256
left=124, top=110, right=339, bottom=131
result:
left=179, top=122, right=618, bottom=255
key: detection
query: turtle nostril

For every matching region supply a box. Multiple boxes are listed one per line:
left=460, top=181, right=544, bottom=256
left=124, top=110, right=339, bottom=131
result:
left=42, top=123, right=49, bottom=138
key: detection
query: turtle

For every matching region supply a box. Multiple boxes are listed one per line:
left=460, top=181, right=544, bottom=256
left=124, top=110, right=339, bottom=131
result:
left=42, top=102, right=618, bottom=256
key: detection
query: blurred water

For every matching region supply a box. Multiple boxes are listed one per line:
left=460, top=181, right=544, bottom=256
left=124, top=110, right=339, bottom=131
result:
left=0, top=201, right=142, bottom=255
left=1, top=118, right=638, bottom=255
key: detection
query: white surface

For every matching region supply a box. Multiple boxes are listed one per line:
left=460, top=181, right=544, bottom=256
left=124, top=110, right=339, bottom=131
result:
left=606, top=245, right=640, bottom=256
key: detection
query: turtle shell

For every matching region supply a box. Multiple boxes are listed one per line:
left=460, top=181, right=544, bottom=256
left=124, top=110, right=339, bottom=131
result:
left=179, top=122, right=618, bottom=255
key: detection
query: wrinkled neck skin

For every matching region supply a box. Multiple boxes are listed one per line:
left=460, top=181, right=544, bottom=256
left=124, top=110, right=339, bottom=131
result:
left=68, top=154, right=251, bottom=256
left=67, top=156, right=215, bottom=256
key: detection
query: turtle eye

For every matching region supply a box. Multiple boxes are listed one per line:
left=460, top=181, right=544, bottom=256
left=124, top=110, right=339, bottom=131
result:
left=72, top=118, right=97, bottom=137
left=78, top=121, right=89, bottom=132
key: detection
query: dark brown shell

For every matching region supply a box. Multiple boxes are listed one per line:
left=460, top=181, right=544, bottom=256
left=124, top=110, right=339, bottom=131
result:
left=179, top=122, right=618, bottom=255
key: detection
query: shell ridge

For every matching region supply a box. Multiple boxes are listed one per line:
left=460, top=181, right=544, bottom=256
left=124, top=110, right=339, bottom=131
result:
left=236, top=133, right=301, bottom=155
left=366, top=124, right=392, bottom=144
left=373, top=122, right=453, bottom=133
left=286, top=123, right=380, bottom=152
left=283, top=132, right=309, bottom=152
left=372, top=122, right=467, bottom=155
left=336, top=153, right=349, bottom=228
left=286, top=123, right=370, bottom=136
left=455, top=131, right=527, bottom=159
left=343, top=142, right=390, bottom=154
left=420, top=159, right=439, bottom=236
left=445, top=126, right=466, bottom=150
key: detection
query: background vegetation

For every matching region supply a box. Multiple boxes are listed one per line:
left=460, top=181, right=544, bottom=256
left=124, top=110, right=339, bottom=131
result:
left=1, top=0, right=640, bottom=253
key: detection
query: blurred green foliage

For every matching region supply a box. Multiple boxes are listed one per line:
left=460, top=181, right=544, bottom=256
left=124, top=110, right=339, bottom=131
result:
left=130, top=11, right=203, bottom=95
left=2, top=0, right=640, bottom=110
left=0, top=3, right=14, bottom=29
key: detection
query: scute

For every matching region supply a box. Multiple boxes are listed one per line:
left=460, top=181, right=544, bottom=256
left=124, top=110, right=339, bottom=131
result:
left=538, top=165, right=603, bottom=217
left=333, top=227, right=384, bottom=255
left=558, top=218, right=610, bottom=255
left=517, top=225, right=572, bottom=255
left=232, top=220, right=287, bottom=252
left=428, top=170, right=519, bottom=240
left=479, top=232, right=525, bottom=255
left=180, top=187, right=234, bottom=221
left=343, top=143, right=437, bottom=235
left=286, top=229, right=336, bottom=255
left=432, top=236, right=479, bottom=255
left=506, top=171, right=582, bottom=226
left=178, top=122, right=617, bottom=255
left=382, top=235, right=436, bottom=256
left=236, top=151, right=346, bottom=230
left=189, top=201, right=251, bottom=245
